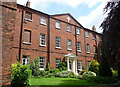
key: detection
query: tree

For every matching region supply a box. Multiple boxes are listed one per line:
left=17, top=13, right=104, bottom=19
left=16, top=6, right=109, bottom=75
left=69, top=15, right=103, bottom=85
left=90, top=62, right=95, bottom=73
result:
left=100, top=1, right=120, bottom=77
left=100, top=1, right=120, bottom=68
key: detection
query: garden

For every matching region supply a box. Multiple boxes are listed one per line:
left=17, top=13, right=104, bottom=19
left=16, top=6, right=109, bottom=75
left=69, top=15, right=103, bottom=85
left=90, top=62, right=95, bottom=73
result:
left=11, top=57, right=119, bottom=87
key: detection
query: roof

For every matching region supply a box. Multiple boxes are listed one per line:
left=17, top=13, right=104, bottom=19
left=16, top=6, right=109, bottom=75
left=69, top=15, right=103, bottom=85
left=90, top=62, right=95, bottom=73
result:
left=17, top=4, right=102, bottom=35
left=51, top=13, right=84, bottom=28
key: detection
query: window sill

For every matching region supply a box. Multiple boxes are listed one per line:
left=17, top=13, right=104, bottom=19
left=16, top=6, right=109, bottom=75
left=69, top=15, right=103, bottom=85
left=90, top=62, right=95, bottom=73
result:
left=40, top=68, right=44, bottom=70
left=24, top=18, right=32, bottom=22
left=40, top=22, right=47, bottom=26
left=76, top=33, right=80, bottom=35
left=67, top=49, right=72, bottom=51
left=77, top=50, right=82, bottom=53
left=55, top=47, right=62, bottom=49
left=39, top=44, right=46, bottom=47
left=56, top=27, right=61, bottom=30
left=67, top=31, right=71, bottom=33
left=86, top=36, right=89, bottom=38
left=23, top=42, right=31, bottom=45
left=87, top=52, right=90, bottom=54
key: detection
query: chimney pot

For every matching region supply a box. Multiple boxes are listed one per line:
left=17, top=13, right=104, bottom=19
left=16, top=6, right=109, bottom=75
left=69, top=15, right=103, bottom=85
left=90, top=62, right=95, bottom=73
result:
left=26, top=0, right=30, bottom=7
left=92, top=25, right=96, bottom=31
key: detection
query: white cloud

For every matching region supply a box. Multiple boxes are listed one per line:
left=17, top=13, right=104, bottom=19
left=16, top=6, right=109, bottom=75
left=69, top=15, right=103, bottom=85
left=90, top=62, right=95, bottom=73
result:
left=17, top=0, right=103, bottom=9
left=78, top=0, right=110, bottom=33
left=17, top=0, right=110, bottom=33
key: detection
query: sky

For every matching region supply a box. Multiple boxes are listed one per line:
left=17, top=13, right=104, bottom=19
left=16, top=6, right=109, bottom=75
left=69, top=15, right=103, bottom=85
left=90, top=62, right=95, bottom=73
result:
left=17, top=0, right=111, bottom=33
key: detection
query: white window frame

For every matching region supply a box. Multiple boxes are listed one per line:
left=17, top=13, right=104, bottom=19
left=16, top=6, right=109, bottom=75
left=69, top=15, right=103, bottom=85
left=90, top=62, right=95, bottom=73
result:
left=78, top=60, right=82, bottom=71
left=40, top=17, right=46, bottom=25
left=93, top=35, right=96, bottom=40
left=40, top=57, right=45, bottom=70
left=25, top=11, right=32, bottom=22
left=86, top=31, right=89, bottom=37
left=22, top=55, right=30, bottom=65
left=56, top=21, right=61, bottom=29
left=86, top=44, right=90, bottom=53
left=40, top=33, right=46, bottom=46
left=56, top=37, right=61, bottom=48
left=77, top=42, right=81, bottom=52
left=76, top=28, right=80, bottom=35
left=99, top=36, right=102, bottom=41
left=67, top=40, right=72, bottom=50
left=56, top=58, right=61, bottom=68
left=67, top=25, right=71, bottom=32
left=87, top=61, right=91, bottom=68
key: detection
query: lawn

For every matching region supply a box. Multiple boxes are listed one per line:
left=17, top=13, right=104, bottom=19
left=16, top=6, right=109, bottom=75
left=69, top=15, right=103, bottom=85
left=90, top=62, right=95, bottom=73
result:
left=29, top=77, right=97, bottom=87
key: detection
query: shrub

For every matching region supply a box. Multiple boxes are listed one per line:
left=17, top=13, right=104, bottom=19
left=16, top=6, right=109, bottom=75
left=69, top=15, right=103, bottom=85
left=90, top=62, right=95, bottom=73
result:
left=11, top=63, right=32, bottom=87
left=87, top=76, right=118, bottom=84
left=111, top=68, right=118, bottom=77
left=88, top=59, right=99, bottom=75
left=55, top=71, right=71, bottom=78
left=99, top=48, right=113, bottom=77
left=58, top=62, right=67, bottom=71
left=82, top=65, right=87, bottom=70
left=55, top=69, right=60, bottom=73
left=79, top=70, right=86, bottom=75
left=45, top=62, right=50, bottom=71
left=82, top=71, right=96, bottom=80
left=30, top=58, right=41, bottom=76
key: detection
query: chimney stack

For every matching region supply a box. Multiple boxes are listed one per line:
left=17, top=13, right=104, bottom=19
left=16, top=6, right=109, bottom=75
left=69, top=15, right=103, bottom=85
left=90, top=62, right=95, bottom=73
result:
left=92, top=25, right=96, bottom=32
left=26, top=0, right=30, bottom=7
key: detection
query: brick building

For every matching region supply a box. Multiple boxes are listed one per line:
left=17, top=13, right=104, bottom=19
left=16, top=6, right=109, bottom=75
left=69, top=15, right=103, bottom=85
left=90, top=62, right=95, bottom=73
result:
left=0, top=0, right=102, bottom=86
left=12, top=1, right=102, bottom=73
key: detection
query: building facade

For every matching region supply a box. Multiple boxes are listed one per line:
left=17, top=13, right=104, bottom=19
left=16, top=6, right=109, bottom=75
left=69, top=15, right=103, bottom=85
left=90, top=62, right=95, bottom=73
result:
left=0, top=1, right=102, bottom=85
left=12, top=1, right=102, bottom=74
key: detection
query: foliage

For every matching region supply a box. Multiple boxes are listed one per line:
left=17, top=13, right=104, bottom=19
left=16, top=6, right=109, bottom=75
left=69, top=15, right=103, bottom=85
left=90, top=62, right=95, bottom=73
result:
left=82, top=71, right=96, bottom=80
left=88, top=59, right=99, bottom=75
left=111, top=68, right=118, bottom=77
left=45, top=62, right=50, bottom=71
left=82, top=65, right=87, bottom=70
left=30, top=58, right=41, bottom=76
left=58, top=62, right=67, bottom=71
left=11, top=62, right=32, bottom=87
left=55, top=69, right=61, bottom=73
left=100, top=1, right=120, bottom=67
left=99, top=48, right=113, bottom=77
left=79, top=70, right=86, bottom=75
left=87, top=76, right=118, bottom=84
left=55, top=71, right=71, bottom=78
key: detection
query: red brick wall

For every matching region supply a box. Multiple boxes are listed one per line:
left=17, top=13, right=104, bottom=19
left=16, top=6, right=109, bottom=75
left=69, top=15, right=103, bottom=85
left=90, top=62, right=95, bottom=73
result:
left=13, top=4, right=102, bottom=70
left=1, top=2, right=16, bottom=86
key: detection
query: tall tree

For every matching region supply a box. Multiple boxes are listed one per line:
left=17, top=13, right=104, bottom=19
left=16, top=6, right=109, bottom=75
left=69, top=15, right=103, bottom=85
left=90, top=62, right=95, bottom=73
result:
left=100, top=1, right=120, bottom=67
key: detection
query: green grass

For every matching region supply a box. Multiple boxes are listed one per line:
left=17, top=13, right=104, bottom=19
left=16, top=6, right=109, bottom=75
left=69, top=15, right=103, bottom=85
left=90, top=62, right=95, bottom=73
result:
left=29, top=77, right=97, bottom=87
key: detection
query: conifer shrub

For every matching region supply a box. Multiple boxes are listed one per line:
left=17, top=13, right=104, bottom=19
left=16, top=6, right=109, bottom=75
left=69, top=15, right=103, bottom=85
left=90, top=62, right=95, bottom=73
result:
left=88, top=59, right=99, bottom=75
left=99, top=48, right=113, bottom=77
left=30, top=58, right=41, bottom=76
